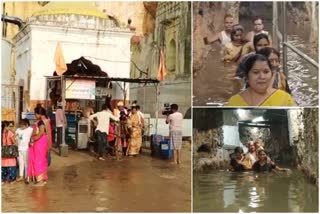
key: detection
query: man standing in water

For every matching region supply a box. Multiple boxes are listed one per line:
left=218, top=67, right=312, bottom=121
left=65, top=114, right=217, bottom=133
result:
left=203, top=14, right=234, bottom=47
left=246, top=16, right=272, bottom=50
left=166, top=104, right=183, bottom=164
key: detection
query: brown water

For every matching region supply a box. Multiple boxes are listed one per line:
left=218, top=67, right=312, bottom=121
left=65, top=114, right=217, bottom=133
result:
left=193, top=21, right=318, bottom=106
left=2, top=146, right=191, bottom=212
left=193, top=170, right=318, bottom=212
left=193, top=52, right=242, bottom=106
left=286, top=34, right=318, bottom=106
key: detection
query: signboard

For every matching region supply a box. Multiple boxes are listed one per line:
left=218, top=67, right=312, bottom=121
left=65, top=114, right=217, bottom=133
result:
left=65, top=79, right=95, bottom=100
left=96, top=87, right=112, bottom=97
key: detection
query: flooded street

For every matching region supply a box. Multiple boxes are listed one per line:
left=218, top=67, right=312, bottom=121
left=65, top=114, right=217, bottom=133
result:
left=193, top=51, right=242, bottom=106
left=193, top=170, right=318, bottom=212
left=2, top=144, right=191, bottom=212
left=193, top=21, right=318, bottom=106
left=286, top=33, right=318, bottom=106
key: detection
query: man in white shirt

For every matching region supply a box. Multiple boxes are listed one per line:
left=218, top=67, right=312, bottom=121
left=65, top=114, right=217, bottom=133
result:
left=15, top=119, right=33, bottom=181
left=89, top=104, right=119, bottom=161
left=165, top=104, right=183, bottom=164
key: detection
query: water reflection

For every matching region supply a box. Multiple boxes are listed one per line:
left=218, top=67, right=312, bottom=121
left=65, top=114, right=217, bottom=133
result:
left=30, top=187, right=49, bottom=212
left=193, top=170, right=318, bottom=212
left=287, top=35, right=318, bottom=106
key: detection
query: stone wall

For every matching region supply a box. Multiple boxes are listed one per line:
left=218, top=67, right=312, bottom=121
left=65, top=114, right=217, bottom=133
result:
left=152, top=2, right=191, bottom=80
left=295, top=108, right=318, bottom=185
left=193, top=127, right=230, bottom=171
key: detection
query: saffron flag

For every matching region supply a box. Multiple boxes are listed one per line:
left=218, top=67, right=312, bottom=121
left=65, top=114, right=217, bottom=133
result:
left=54, top=42, right=67, bottom=76
left=157, top=49, right=167, bottom=81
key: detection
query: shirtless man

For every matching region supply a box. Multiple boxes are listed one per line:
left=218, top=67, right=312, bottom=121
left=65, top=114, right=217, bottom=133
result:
left=246, top=16, right=272, bottom=50
left=203, top=14, right=234, bottom=47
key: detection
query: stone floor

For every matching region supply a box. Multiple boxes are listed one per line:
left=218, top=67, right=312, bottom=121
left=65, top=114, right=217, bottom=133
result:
left=2, top=143, right=191, bottom=212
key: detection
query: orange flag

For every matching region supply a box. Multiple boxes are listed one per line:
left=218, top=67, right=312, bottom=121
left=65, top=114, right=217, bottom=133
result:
left=54, top=42, right=67, bottom=76
left=157, top=49, right=167, bottom=81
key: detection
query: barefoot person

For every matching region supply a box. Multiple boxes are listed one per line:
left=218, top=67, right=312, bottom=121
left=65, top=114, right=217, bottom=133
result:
left=166, top=104, right=183, bottom=164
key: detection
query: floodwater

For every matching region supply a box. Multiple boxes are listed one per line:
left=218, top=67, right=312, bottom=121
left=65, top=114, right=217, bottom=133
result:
left=286, top=34, right=318, bottom=106
left=193, top=21, right=318, bottom=106
left=193, top=170, right=318, bottom=212
left=193, top=51, right=241, bottom=106
left=2, top=145, right=191, bottom=212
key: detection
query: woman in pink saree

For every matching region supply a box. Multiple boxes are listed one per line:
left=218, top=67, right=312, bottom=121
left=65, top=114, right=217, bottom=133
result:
left=27, top=106, right=48, bottom=186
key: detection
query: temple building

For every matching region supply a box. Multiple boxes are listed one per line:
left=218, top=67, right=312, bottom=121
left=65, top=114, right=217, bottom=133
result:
left=6, top=2, right=133, bottom=112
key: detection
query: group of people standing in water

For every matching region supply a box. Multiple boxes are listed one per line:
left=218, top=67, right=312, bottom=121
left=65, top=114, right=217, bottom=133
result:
left=2, top=105, right=51, bottom=186
left=229, top=139, right=291, bottom=173
left=204, top=14, right=295, bottom=107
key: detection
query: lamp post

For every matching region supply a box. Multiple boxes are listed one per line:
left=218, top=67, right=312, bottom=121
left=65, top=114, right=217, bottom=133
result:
left=60, top=76, right=68, bottom=156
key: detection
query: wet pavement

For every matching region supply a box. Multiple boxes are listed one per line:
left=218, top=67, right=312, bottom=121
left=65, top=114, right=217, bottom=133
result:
left=194, top=170, right=318, bottom=212
left=2, top=144, right=191, bottom=212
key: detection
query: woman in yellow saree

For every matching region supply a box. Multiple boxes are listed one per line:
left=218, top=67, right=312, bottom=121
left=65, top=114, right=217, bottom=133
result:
left=127, top=106, right=143, bottom=156
left=227, top=54, right=295, bottom=106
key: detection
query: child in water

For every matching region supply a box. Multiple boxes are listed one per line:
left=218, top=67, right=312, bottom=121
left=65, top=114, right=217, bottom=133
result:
left=223, top=25, right=250, bottom=63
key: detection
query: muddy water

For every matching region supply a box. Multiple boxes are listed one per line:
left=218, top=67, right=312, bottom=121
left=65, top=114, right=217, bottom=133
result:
left=193, top=21, right=318, bottom=106
left=193, top=52, right=242, bottom=106
left=193, top=170, right=318, bottom=212
left=286, top=33, right=318, bottom=106
left=2, top=147, right=191, bottom=212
